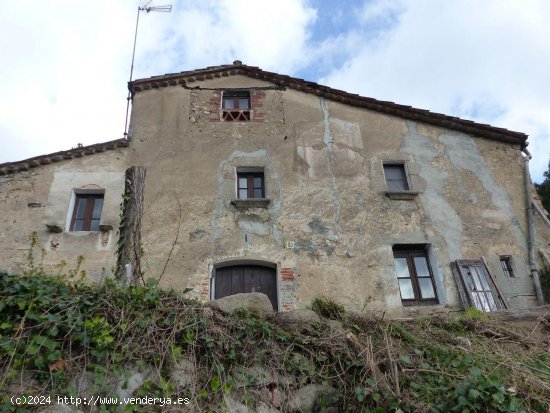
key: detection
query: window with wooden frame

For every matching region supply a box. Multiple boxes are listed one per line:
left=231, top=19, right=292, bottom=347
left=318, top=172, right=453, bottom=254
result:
left=383, top=163, right=409, bottom=191
left=499, top=256, right=515, bottom=278
left=222, top=90, right=251, bottom=121
left=393, top=245, right=438, bottom=306
left=451, top=260, right=508, bottom=312
left=237, top=171, right=265, bottom=199
left=70, top=192, right=104, bottom=231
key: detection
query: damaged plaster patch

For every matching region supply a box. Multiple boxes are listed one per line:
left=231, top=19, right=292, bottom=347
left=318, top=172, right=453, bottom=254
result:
left=439, top=132, right=526, bottom=249
left=308, top=218, right=339, bottom=241
left=320, top=98, right=342, bottom=234
left=293, top=238, right=335, bottom=259
left=210, top=173, right=228, bottom=241
left=189, top=229, right=207, bottom=241
left=236, top=214, right=271, bottom=236
left=267, top=160, right=284, bottom=245
left=210, top=149, right=284, bottom=244
left=401, top=121, right=464, bottom=260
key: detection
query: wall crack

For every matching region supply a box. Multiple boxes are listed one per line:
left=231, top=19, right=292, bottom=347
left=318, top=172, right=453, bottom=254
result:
left=320, top=98, right=342, bottom=235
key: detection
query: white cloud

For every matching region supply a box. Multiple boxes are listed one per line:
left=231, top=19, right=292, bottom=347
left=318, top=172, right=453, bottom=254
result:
left=0, top=0, right=316, bottom=165
left=0, top=0, right=135, bottom=160
left=320, top=0, right=550, bottom=181
left=0, top=0, right=548, bottom=182
left=137, top=0, right=317, bottom=75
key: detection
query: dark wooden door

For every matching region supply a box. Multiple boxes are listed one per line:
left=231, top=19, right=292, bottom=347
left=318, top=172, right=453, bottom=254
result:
left=215, top=265, right=277, bottom=310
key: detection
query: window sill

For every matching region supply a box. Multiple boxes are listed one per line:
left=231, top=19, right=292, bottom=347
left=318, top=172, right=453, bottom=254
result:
left=48, top=224, right=113, bottom=233
left=385, top=190, right=420, bottom=200
left=231, top=198, right=271, bottom=209
left=401, top=300, right=439, bottom=307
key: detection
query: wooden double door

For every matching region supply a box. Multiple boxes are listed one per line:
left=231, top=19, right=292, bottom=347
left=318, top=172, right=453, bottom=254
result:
left=214, top=265, right=277, bottom=310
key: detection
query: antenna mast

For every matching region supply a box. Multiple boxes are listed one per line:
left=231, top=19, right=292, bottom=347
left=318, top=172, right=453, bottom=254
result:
left=124, top=1, right=172, bottom=138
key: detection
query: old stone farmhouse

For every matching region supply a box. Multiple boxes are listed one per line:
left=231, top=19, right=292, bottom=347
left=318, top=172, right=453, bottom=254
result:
left=1, top=61, right=549, bottom=316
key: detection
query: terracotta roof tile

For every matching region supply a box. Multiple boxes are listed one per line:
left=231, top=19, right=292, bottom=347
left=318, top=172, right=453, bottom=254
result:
left=0, top=138, right=129, bottom=176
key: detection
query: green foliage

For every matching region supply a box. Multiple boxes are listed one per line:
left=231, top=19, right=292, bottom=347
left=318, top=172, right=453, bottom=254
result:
left=534, top=157, right=550, bottom=213
left=433, top=367, right=525, bottom=413
left=463, top=306, right=487, bottom=320
left=1, top=272, right=548, bottom=412
left=310, top=296, right=345, bottom=320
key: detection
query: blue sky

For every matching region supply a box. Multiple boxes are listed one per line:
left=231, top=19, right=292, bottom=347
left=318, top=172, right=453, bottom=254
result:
left=1, top=0, right=549, bottom=181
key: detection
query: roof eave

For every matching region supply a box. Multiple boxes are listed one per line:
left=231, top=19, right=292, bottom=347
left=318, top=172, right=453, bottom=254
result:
left=128, top=64, right=527, bottom=147
left=0, top=138, right=129, bottom=176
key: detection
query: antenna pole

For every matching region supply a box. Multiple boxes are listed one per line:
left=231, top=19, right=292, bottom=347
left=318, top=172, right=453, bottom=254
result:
left=123, top=7, right=141, bottom=138
left=129, top=7, right=141, bottom=85
left=124, top=3, right=172, bottom=139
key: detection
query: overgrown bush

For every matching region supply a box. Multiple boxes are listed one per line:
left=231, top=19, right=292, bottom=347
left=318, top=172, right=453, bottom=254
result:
left=1, top=273, right=549, bottom=412
left=310, top=295, right=345, bottom=320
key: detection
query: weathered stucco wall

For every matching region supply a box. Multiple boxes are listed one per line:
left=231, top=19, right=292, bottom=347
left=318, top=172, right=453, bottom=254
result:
left=127, top=74, right=543, bottom=314
left=2, top=72, right=546, bottom=313
left=0, top=150, right=127, bottom=281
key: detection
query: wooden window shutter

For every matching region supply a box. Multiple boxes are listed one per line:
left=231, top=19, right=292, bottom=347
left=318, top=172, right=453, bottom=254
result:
left=451, top=259, right=509, bottom=311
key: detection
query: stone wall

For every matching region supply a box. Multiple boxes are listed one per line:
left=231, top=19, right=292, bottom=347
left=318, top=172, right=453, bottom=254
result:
left=127, top=74, right=544, bottom=314
left=1, top=72, right=546, bottom=312
left=0, top=149, right=127, bottom=281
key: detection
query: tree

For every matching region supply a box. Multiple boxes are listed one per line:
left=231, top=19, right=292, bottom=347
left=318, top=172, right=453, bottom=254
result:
left=534, top=156, right=550, bottom=214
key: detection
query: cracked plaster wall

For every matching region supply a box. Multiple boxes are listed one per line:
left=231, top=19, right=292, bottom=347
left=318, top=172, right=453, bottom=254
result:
left=0, top=150, right=127, bottom=281
left=400, top=121, right=536, bottom=308
left=108, top=76, right=546, bottom=312
left=1, top=74, right=544, bottom=312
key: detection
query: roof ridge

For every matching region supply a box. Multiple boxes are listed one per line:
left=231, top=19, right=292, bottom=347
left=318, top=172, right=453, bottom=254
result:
left=129, top=63, right=528, bottom=145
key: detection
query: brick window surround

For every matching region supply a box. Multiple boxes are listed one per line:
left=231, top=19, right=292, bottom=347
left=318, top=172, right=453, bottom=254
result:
left=222, top=90, right=251, bottom=121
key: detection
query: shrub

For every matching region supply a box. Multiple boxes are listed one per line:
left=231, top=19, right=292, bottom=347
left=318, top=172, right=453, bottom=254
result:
left=310, top=296, right=345, bottom=319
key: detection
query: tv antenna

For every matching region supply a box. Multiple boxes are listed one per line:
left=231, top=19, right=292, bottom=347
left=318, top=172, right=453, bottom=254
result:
left=124, top=1, right=172, bottom=138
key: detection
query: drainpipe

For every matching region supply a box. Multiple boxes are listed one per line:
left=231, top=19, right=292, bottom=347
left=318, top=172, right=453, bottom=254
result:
left=522, top=147, right=545, bottom=305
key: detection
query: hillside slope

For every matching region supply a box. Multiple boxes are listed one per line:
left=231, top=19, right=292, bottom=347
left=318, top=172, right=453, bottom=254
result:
left=1, top=272, right=549, bottom=412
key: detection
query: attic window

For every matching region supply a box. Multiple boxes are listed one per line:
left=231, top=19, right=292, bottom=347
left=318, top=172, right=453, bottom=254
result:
left=222, top=90, right=251, bottom=121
